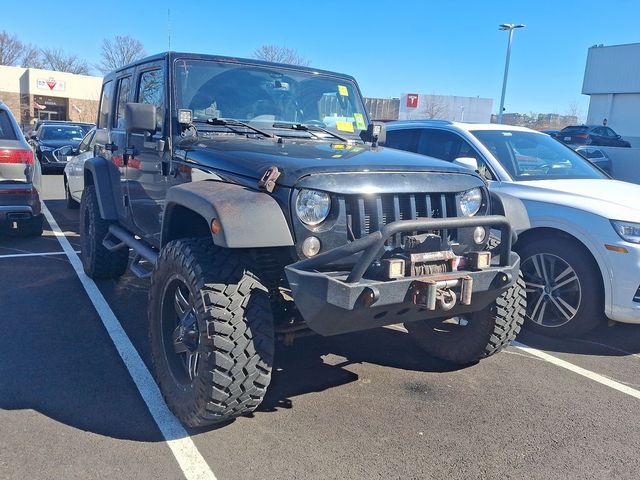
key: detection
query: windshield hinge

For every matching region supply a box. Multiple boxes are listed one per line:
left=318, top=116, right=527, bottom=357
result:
left=258, top=166, right=281, bottom=193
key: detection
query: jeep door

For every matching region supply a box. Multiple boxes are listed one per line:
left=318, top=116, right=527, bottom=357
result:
left=125, top=63, right=168, bottom=245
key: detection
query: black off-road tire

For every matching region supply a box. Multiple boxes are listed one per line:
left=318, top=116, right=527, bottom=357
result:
left=79, top=184, right=128, bottom=279
left=64, top=176, right=79, bottom=209
left=404, top=275, right=526, bottom=364
left=518, top=236, right=604, bottom=337
left=148, top=238, right=275, bottom=427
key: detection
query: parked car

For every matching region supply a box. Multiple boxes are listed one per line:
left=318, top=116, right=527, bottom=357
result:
left=540, top=129, right=560, bottom=138
left=26, top=120, right=93, bottom=138
left=575, top=145, right=612, bottom=175
left=557, top=125, right=631, bottom=148
left=29, top=123, right=86, bottom=172
left=0, top=102, right=43, bottom=236
left=386, top=120, right=640, bottom=337
left=80, top=51, right=525, bottom=427
left=62, top=127, right=95, bottom=208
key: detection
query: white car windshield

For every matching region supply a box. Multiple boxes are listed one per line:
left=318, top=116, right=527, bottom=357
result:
left=471, top=130, right=607, bottom=181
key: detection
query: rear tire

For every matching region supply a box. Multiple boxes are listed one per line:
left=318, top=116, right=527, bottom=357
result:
left=404, top=275, right=526, bottom=364
left=148, top=238, right=275, bottom=427
left=64, top=176, right=79, bottom=209
left=518, top=236, right=604, bottom=337
left=79, top=184, right=128, bottom=279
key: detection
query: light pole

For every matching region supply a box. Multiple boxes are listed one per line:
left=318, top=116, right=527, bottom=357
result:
left=497, top=23, right=525, bottom=124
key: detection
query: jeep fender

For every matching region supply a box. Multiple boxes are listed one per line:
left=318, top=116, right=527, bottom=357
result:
left=162, top=180, right=294, bottom=248
left=84, top=157, right=123, bottom=220
left=489, top=191, right=530, bottom=236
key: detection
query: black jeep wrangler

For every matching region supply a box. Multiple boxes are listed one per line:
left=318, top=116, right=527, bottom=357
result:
left=81, top=52, right=525, bottom=427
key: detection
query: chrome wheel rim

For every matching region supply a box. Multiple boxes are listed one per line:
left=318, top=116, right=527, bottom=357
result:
left=521, top=253, right=581, bottom=328
left=161, top=277, right=200, bottom=384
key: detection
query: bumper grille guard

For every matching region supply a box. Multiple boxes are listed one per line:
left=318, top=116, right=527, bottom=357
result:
left=293, top=215, right=512, bottom=284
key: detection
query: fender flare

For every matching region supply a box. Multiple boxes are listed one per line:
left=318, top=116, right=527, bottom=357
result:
left=162, top=180, right=294, bottom=248
left=489, top=191, right=531, bottom=235
left=84, top=157, right=122, bottom=220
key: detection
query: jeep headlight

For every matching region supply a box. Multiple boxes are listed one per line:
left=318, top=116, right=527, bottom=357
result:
left=459, top=188, right=483, bottom=216
left=611, top=220, right=640, bottom=243
left=296, top=189, right=331, bottom=226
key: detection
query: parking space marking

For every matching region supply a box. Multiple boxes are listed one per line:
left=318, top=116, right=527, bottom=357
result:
left=41, top=204, right=217, bottom=480
left=513, top=341, right=640, bottom=400
left=0, top=251, right=80, bottom=259
left=386, top=324, right=640, bottom=401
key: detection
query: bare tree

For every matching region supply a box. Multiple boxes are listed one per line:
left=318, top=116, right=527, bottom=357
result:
left=97, top=35, right=146, bottom=74
left=252, top=44, right=310, bottom=66
left=565, top=100, right=582, bottom=125
left=0, top=30, right=26, bottom=66
left=422, top=95, right=447, bottom=119
left=21, top=44, right=43, bottom=68
left=40, top=48, right=90, bottom=75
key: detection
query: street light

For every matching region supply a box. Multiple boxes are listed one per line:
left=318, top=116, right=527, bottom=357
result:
left=497, top=23, right=525, bottom=124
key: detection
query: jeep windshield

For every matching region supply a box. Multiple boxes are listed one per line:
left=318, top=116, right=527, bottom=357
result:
left=471, top=130, right=607, bottom=181
left=174, top=59, right=369, bottom=139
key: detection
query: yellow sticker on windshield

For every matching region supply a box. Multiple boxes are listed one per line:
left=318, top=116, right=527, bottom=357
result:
left=338, top=85, right=349, bottom=96
left=354, top=113, right=366, bottom=130
left=335, top=121, right=354, bottom=133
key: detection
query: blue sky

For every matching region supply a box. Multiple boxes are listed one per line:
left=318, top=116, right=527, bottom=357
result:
left=3, top=0, right=640, bottom=117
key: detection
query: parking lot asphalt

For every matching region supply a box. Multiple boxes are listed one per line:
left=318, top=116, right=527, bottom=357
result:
left=2, top=174, right=640, bottom=480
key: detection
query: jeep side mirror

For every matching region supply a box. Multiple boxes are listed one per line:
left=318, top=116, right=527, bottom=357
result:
left=454, top=157, right=479, bottom=171
left=124, top=102, right=157, bottom=134
left=360, top=121, right=386, bottom=147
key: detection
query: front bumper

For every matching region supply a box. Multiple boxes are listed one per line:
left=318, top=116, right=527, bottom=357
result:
left=285, top=215, right=520, bottom=336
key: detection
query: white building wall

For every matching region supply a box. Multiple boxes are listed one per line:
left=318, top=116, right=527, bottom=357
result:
left=398, top=94, right=493, bottom=123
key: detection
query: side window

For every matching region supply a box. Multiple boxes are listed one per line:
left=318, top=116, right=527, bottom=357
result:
left=416, top=130, right=461, bottom=161
left=97, top=81, right=113, bottom=128
left=114, top=76, right=132, bottom=128
left=138, top=69, right=165, bottom=131
left=458, top=139, right=495, bottom=180
left=605, top=128, right=617, bottom=137
left=77, top=131, right=94, bottom=153
left=592, top=127, right=604, bottom=136
left=385, top=129, right=419, bottom=152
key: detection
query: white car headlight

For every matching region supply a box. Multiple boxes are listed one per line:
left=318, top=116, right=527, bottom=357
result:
left=296, top=189, right=331, bottom=226
left=459, top=188, right=483, bottom=216
left=611, top=220, right=640, bottom=244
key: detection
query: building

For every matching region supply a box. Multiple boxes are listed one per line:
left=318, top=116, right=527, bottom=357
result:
left=364, top=97, right=400, bottom=121
left=583, top=42, right=640, bottom=146
left=399, top=93, right=493, bottom=123
left=0, top=65, right=102, bottom=128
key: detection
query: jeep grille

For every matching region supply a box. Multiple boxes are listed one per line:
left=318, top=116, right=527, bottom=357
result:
left=343, top=193, right=458, bottom=248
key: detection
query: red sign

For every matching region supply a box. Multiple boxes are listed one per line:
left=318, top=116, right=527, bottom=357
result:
left=46, top=80, right=57, bottom=90
left=406, top=94, right=419, bottom=108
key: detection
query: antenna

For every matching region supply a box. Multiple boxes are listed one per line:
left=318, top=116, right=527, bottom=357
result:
left=167, top=8, right=171, bottom=50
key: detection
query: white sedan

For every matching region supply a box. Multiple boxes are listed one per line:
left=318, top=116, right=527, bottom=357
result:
left=385, top=121, right=640, bottom=337
left=63, top=127, right=95, bottom=209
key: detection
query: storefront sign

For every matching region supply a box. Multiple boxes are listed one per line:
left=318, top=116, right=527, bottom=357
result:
left=37, top=78, right=66, bottom=92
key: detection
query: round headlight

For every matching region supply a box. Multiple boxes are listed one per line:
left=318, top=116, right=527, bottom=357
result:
left=459, top=188, right=483, bottom=216
left=296, top=189, right=331, bottom=226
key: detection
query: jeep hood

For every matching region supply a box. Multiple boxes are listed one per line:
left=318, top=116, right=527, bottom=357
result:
left=181, top=136, right=471, bottom=187
left=495, top=178, right=640, bottom=222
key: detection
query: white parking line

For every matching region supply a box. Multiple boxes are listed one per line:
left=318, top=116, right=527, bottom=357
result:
left=0, top=250, right=80, bottom=259
left=385, top=324, right=640, bottom=401
left=41, top=204, right=217, bottom=480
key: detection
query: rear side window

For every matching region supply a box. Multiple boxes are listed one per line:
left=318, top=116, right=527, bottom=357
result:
left=98, top=81, right=114, bottom=128
left=137, top=69, right=165, bottom=131
left=0, top=110, right=17, bottom=140
left=385, top=129, right=419, bottom=152
left=114, top=77, right=132, bottom=128
left=416, top=130, right=462, bottom=161
left=560, top=125, right=588, bottom=133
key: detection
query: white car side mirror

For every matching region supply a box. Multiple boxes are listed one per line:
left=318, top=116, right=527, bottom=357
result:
left=454, top=157, right=479, bottom=171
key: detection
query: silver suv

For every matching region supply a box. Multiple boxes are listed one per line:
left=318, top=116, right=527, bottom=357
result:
left=0, top=102, right=43, bottom=236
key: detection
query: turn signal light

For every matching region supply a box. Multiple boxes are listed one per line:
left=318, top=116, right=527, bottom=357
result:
left=0, top=149, right=34, bottom=164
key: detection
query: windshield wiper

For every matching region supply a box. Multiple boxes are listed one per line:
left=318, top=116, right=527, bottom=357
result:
left=201, top=118, right=276, bottom=139
left=272, top=122, right=352, bottom=143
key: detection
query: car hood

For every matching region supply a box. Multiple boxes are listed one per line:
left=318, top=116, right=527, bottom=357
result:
left=38, top=139, right=82, bottom=149
left=496, top=179, right=640, bottom=222
left=181, top=136, right=470, bottom=187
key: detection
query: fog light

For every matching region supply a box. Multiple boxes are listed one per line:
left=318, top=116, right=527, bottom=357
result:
left=473, top=226, right=486, bottom=244
left=302, top=236, right=321, bottom=257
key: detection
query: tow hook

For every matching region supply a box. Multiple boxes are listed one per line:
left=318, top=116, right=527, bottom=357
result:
left=410, top=276, right=473, bottom=311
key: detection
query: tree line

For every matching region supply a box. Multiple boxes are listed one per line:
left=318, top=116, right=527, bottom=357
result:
left=0, top=30, right=311, bottom=76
